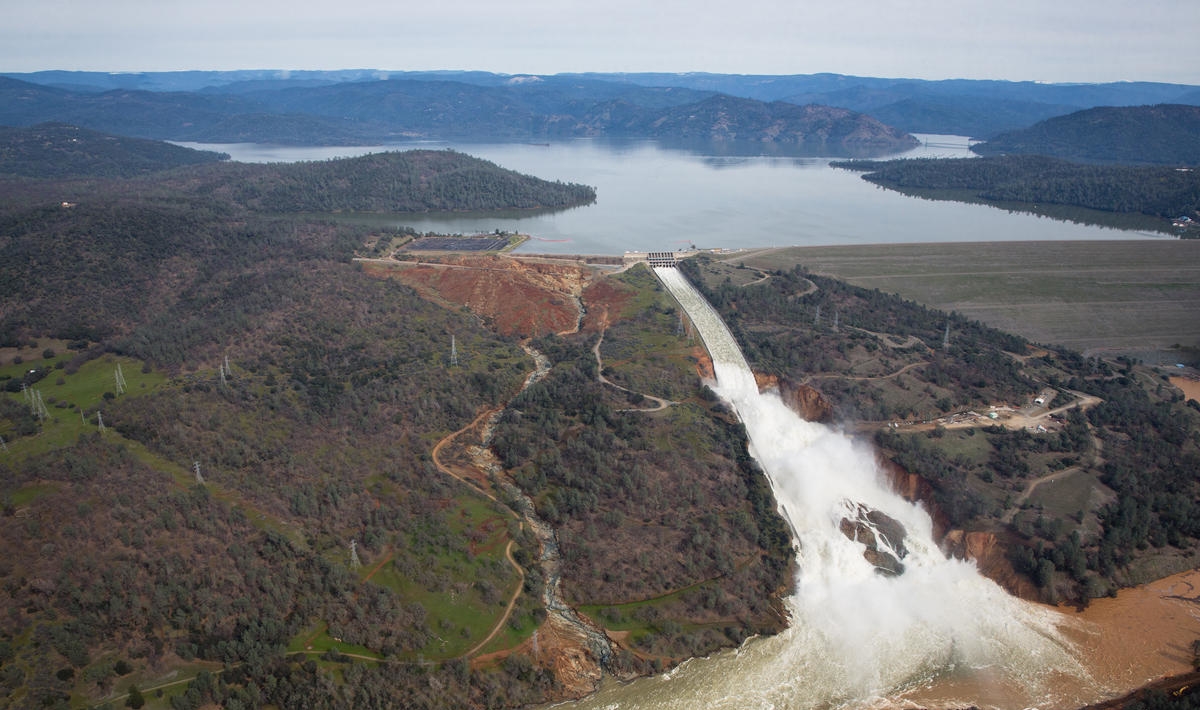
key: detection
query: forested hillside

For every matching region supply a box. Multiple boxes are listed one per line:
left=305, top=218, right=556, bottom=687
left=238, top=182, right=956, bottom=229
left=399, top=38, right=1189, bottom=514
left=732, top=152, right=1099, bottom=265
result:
left=0, top=138, right=795, bottom=708
left=0, top=123, right=227, bottom=179
left=0, top=145, right=560, bottom=708
left=835, top=155, right=1200, bottom=231
left=0, top=195, right=545, bottom=708
left=201, top=150, right=597, bottom=213
left=972, top=104, right=1200, bottom=165
left=0, top=141, right=595, bottom=217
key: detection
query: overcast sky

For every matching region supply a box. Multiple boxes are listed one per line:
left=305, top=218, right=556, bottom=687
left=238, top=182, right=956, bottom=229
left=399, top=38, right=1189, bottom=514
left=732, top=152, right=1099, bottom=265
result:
left=3, top=0, right=1198, bottom=84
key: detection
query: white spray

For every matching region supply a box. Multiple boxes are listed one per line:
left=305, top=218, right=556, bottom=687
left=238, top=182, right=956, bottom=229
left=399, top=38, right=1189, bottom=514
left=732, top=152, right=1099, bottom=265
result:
left=560, top=268, right=1087, bottom=709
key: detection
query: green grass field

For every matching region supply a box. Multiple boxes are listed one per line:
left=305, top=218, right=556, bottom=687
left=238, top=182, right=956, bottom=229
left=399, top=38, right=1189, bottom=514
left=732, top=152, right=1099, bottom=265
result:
left=727, top=240, right=1200, bottom=355
left=1, top=349, right=167, bottom=460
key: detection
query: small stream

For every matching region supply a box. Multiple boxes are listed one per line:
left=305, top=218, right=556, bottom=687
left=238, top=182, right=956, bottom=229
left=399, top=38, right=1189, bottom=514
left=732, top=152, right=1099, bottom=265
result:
left=479, top=342, right=615, bottom=669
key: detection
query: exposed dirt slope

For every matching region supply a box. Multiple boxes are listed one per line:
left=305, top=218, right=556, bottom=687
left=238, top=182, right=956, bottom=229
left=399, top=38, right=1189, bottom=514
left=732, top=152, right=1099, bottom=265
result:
left=362, top=256, right=590, bottom=337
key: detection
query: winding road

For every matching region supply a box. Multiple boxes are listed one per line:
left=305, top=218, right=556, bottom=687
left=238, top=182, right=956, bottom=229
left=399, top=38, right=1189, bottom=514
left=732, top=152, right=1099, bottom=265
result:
left=592, top=319, right=676, bottom=413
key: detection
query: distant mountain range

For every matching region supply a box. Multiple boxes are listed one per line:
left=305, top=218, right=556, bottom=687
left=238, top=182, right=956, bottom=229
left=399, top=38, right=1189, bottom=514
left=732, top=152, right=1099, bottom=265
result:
left=0, top=74, right=914, bottom=153
left=7, top=69, right=1198, bottom=140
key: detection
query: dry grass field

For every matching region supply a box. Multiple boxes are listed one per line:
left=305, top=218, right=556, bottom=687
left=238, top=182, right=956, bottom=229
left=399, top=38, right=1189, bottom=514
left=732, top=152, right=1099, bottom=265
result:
left=726, top=240, right=1200, bottom=357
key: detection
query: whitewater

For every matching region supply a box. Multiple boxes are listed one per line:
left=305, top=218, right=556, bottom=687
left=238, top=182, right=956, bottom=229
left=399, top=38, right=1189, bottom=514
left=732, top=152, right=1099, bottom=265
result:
left=559, top=267, right=1090, bottom=710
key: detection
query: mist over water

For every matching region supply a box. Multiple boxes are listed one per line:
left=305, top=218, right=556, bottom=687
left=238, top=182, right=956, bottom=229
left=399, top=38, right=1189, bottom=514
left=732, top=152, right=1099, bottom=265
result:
left=558, top=268, right=1088, bottom=709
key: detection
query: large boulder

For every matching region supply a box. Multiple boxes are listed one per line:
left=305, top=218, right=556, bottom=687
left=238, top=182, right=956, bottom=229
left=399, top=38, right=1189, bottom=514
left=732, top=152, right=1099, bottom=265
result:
left=839, top=503, right=909, bottom=577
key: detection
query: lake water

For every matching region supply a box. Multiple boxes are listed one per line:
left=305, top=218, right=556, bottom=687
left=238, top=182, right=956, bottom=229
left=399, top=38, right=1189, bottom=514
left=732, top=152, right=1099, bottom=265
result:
left=178, top=137, right=1161, bottom=255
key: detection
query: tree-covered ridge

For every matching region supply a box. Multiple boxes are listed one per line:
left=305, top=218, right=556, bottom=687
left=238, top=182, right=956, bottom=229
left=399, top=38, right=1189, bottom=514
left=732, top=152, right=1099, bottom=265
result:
left=971, top=104, right=1200, bottom=165
left=596, top=95, right=917, bottom=148
left=490, top=321, right=791, bottom=659
left=198, top=149, right=597, bottom=213
left=0, top=187, right=557, bottom=707
left=0, top=123, right=228, bottom=178
left=835, top=154, right=1200, bottom=224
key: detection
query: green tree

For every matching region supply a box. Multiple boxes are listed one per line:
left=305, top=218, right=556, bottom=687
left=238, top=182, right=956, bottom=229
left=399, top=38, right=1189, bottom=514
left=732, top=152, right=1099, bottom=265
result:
left=126, top=684, right=144, bottom=709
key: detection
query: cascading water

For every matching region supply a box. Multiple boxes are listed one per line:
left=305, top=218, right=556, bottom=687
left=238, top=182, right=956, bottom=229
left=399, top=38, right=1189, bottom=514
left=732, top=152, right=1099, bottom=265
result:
left=557, top=268, right=1090, bottom=710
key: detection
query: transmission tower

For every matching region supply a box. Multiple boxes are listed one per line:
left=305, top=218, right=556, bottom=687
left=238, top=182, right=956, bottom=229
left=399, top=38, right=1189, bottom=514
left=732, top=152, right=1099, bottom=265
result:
left=814, top=304, right=821, bottom=326
left=349, top=539, right=362, bottom=570
left=114, top=363, right=128, bottom=395
left=833, top=310, right=840, bottom=332
left=0, top=435, right=7, bottom=453
left=193, top=460, right=204, bottom=484
left=450, top=335, right=459, bottom=367
left=531, top=629, right=540, bottom=657
left=32, top=390, right=49, bottom=421
left=943, top=323, right=951, bottom=351
left=96, top=411, right=105, bottom=432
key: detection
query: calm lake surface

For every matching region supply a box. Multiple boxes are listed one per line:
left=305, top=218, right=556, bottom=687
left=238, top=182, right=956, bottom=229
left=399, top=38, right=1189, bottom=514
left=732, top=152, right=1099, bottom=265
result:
left=179, top=137, right=1162, bottom=254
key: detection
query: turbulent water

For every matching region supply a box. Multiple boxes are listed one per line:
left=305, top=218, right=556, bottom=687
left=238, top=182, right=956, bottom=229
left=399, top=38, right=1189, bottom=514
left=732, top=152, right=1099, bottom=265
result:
left=556, top=268, right=1088, bottom=710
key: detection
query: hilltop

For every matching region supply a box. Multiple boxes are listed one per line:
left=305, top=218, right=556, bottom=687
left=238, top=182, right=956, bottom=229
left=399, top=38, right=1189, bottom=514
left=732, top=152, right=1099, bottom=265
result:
left=834, top=154, right=1200, bottom=232
left=0, top=123, right=227, bottom=179
left=971, top=104, right=1200, bottom=165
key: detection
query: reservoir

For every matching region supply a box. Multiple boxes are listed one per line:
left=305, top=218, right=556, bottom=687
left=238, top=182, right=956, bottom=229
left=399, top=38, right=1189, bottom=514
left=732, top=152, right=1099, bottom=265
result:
left=178, top=137, right=1164, bottom=254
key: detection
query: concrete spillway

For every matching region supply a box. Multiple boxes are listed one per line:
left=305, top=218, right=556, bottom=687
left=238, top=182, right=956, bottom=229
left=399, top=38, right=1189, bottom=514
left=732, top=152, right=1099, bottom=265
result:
left=553, top=267, right=1088, bottom=709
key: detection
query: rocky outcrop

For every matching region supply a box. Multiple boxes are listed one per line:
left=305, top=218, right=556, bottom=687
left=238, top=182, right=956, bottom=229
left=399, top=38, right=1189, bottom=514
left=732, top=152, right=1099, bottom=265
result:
left=779, top=379, right=834, bottom=423
left=877, top=458, right=949, bottom=539
left=878, top=459, right=1040, bottom=601
left=941, top=530, right=1039, bottom=601
left=754, top=374, right=834, bottom=423
left=839, top=503, right=909, bottom=577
